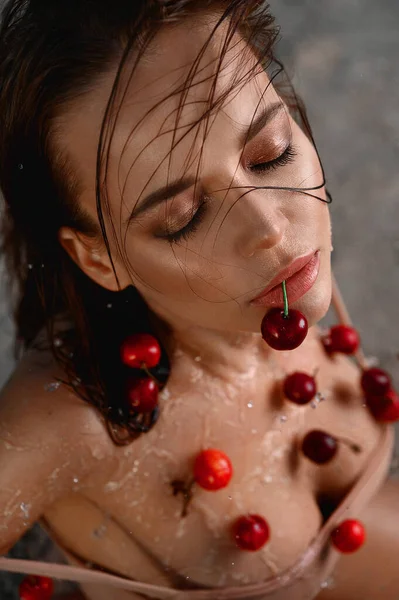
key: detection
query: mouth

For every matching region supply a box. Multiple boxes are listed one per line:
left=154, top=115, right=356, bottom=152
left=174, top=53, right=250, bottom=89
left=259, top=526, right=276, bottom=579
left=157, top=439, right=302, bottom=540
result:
left=250, top=250, right=321, bottom=307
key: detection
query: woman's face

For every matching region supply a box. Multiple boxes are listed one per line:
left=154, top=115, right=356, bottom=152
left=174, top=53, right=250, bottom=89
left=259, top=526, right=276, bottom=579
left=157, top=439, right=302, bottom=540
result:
left=59, top=14, right=332, bottom=334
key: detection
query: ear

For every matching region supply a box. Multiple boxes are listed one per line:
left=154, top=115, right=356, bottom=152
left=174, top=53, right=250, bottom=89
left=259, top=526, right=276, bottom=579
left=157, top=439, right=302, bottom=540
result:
left=58, top=227, right=131, bottom=292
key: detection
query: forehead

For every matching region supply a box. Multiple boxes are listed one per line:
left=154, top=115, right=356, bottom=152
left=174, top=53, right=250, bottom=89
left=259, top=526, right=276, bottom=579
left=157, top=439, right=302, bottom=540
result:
left=57, top=12, right=274, bottom=213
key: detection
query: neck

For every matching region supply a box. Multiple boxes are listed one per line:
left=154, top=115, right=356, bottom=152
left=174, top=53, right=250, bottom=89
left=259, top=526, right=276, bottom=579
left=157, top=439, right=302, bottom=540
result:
left=148, top=311, right=272, bottom=381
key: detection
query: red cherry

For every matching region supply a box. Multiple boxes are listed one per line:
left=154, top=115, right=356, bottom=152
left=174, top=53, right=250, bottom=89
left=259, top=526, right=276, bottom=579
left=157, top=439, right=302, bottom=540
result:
left=366, top=388, right=399, bottom=423
left=193, top=449, right=233, bottom=491
left=302, top=430, right=338, bottom=464
left=283, top=372, right=317, bottom=405
left=232, top=514, right=270, bottom=551
left=19, top=575, right=54, bottom=600
left=121, top=333, right=161, bottom=369
left=327, top=325, right=360, bottom=355
left=361, top=368, right=392, bottom=397
left=331, top=519, right=366, bottom=553
left=261, top=308, right=308, bottom=351
left=126, top=377, right=159, bottom=413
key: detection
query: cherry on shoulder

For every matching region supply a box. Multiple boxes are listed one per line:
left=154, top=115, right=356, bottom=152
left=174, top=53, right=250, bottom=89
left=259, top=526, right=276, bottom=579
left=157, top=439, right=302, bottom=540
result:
left=193, top=449, right=233, bottom=491
left=322, top=325, right=360, bottom=355
left=330, top=519, right=366, bottom=553
left=283, top=371, right=317, bottom=405
left=126, top=376, right=159, bottom=413
left=121, top=333, right=161, bottom=369
left=361, top=367, right=392, bottom=397
left=232, top=514, right=270, bottom=551
left=366, top=388, right=399, bottom=423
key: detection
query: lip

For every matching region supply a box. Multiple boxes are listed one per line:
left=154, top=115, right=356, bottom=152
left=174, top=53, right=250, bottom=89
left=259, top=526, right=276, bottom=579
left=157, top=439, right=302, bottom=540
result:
left=250, top=250, right=320, bottom=307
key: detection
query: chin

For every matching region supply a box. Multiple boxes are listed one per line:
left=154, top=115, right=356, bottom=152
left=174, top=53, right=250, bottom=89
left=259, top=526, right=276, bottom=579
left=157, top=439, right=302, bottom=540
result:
left=293, top=271, right=332, bottom=327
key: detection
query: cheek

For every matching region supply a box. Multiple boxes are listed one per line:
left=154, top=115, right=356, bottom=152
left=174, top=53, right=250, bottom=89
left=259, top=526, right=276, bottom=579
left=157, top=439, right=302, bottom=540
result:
left=125, top=236, right=230, bottom=303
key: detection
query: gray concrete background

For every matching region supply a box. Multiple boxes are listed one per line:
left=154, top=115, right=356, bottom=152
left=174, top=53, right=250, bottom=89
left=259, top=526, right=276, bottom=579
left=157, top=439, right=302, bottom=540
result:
left=1, top=0, right=399, bottom=597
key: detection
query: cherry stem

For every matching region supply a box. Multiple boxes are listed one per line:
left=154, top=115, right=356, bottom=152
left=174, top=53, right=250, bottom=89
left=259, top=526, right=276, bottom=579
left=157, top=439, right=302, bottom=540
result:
left=141, top=363, right=160, bottom=386
left=171, top=479, right=195, bottom=518
left=282, top=280, right=289, bottom=318
left=339, top=436, right=362, bottom=454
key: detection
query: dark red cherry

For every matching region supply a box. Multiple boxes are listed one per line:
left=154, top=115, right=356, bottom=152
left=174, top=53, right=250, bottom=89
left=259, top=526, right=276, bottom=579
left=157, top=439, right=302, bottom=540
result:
left=361, top=368, right=392, bottom=397
left=331, top=519, right=366, bottom=553
left=302, top=430, right=338, bottom=464
left=283, top=372, right=317, bottom=405
left=261, top=308, right=308, bottom=351
left=232, top=514, right=270, bottom=551
left=19, top=576, right=54, bottom=600
left=193, top=449, right=233, bottom=491
left=126, top=376, right=159, bottom=413
left=326, top=325, right=360, bottom=355
left=366, top=388, right=399, bottom=423
left=121, top=333, right=161, bottom=369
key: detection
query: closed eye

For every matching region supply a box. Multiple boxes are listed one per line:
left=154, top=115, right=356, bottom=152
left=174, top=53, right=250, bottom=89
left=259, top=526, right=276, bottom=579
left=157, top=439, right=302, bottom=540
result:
left=249, top=143, right=297, bottom=173
left=160, top=143, right=298, bottom=244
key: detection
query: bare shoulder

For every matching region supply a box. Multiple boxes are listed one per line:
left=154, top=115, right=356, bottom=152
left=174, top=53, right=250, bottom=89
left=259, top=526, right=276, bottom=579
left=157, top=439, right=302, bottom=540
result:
left=0, top=345, right=117, bottom=553
left=0, top=345, right=116, bottom=485
left=0, top=350, right=112, bottom=448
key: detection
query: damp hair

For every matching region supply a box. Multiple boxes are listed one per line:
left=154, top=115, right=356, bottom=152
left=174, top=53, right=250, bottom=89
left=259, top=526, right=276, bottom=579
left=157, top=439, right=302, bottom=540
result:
left=0, top=0, right=330, bottom=445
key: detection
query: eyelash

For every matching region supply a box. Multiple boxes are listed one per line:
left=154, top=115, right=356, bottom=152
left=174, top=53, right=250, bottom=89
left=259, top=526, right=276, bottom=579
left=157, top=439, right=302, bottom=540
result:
left=163, top=143, right=297, bottom=244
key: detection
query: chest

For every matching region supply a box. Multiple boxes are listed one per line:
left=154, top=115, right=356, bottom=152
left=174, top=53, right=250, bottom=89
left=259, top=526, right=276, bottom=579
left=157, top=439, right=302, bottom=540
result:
left=74, top=343, right=380, bottom=585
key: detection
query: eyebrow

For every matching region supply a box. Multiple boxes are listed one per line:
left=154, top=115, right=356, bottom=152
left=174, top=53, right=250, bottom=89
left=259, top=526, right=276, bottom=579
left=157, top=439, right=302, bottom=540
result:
left=129, top=101, right=284, bottom=220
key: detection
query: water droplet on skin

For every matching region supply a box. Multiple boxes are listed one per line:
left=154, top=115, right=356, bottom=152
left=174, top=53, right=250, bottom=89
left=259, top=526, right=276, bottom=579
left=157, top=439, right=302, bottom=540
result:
left=251, top=429, right=258, bottom=434
left=280, top=415, right=287, bottom=423
left=316, top=392, right=326, bottom=402
left=160, top=387, right=170, bottom=401
left=310, top=400, right=318, bottom=409
left=231, top=562, right=235, bottom=566
left=44, top=382, right=61, bottom=392
left=20, top=503, right=30, bottom=522
left=228, top=495, right=232, bottom=500
left=73, top=477, right=79, bottom=484
left=194, top=356, right=202, bottom=362
left=247, top=402, right=253, bottom=408
left=264, top=475, right=273, bottom=483
left=104, top=481, right=120, bottom=493
left=320, top=577, right=335, bottom=589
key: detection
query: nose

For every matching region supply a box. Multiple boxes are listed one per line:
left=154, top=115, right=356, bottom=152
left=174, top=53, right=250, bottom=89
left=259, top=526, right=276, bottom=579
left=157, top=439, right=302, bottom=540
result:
left=238, top=199, right=289, bottom=258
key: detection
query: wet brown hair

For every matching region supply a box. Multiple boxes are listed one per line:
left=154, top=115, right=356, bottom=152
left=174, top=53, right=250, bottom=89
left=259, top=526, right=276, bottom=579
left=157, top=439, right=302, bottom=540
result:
left=0, top=0, right=329, bottom=444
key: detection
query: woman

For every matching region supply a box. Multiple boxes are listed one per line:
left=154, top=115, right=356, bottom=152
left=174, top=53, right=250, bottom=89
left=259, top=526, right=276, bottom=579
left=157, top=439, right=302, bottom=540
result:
left=0, top=1, right=398, bottom=598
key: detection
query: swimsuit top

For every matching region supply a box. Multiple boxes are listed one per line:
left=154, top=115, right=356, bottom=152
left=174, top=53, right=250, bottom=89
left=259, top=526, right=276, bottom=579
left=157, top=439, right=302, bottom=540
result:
left=0, top=424, right=393, bottom=600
